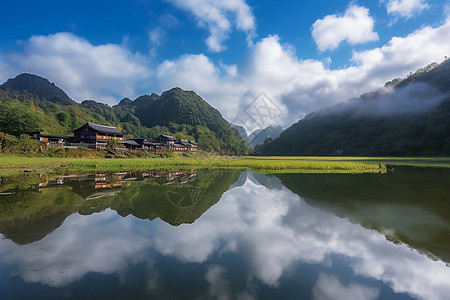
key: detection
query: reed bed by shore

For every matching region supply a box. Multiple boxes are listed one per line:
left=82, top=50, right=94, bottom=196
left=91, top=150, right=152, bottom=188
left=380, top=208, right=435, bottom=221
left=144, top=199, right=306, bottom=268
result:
left=0, top=155, right=388, bottom=175
left=2, top=155, right=450, bottom=177
left=248, top=156, right=450, bottom=167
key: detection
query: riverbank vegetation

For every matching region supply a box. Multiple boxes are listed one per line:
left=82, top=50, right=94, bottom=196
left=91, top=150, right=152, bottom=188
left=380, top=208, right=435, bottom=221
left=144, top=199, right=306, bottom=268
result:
left=0, top=155, right=389, bottom=176
left=3, top=153, right=450, bottom=177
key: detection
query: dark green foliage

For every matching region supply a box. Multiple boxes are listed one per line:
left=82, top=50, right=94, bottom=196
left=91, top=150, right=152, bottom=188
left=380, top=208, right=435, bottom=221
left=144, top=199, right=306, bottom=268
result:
left=116, top=87, right=250, bottom=155
left=0, top=74, right=250, bottom=155
left=259, top=59, right=450, bottom=156
left=0, top=133, right=42, bottom=154
left=0, top=103, right=41, bottom=136
left=107, top=139, right=117, bottom=152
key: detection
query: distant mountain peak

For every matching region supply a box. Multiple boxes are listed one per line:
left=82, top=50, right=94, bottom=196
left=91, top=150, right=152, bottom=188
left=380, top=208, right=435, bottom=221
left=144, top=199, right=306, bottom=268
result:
left=118, top=98, right=133, bottom=106
left=1, top=73, right=73, bottom=105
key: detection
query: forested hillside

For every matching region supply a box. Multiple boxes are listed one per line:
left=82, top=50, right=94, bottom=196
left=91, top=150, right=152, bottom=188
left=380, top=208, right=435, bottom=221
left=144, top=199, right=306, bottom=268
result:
left=0, top=74, right=249, bottom=155
left=257, top=60, right=450, bottom=156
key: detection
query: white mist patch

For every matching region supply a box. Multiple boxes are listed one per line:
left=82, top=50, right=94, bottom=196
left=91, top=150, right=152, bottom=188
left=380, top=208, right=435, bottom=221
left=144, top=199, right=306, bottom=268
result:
left=316, top=82, right=448, bottom=118
left=357, top=83, right=446, bottom=116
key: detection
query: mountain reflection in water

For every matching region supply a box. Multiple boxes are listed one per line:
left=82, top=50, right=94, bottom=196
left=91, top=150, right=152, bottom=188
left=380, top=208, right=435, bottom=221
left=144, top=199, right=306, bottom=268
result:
left=0, top=169, right=240, bottom=244
left=0, top=168, right=449, bottom=300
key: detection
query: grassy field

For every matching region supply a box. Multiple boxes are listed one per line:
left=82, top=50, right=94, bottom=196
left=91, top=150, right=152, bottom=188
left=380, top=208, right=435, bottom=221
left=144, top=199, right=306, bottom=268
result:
left=0, top=155, right=391, bottom=176
left=246, top=156, right=450, bottom=168
left=1, top=155, right=450, bottom=177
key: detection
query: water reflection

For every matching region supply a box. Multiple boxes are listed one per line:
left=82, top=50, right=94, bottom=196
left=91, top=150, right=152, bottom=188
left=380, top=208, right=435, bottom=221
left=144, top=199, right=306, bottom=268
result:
left=0, top=169, right=240, bottom=244
left=0, top=169, right=449, bottom=299
left=275, top=168, right=450, bottom=262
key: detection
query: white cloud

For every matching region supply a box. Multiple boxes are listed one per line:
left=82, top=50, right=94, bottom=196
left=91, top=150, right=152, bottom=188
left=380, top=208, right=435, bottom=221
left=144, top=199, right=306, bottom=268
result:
left=0, top=210, right=154, bottom=287
left=166, top=0, right=256, bottom=52
left=156, top=16, right=450, bottom=132
left=4, top=32, right=151, bottom=104
left=1, top=173, right=450, bottom=300
left=351, top=17, right=450, bottom=79
left=151, top=173, right=450, bottom=299
left=148, top=13, right=180, bottom=55
left=311, top=5, right=379, bottom=51
left=1, top=16, right=450, bottom=132
left=382, top=0, right=429, bottom=18
left=149, top=27, right=165, bottom=47
left=313, top=274, right=380, bottom=300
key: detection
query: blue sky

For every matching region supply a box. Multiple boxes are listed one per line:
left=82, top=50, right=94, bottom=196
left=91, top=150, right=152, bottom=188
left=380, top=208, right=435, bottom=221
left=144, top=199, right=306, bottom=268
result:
left=1, top=0, right=449, bottom=132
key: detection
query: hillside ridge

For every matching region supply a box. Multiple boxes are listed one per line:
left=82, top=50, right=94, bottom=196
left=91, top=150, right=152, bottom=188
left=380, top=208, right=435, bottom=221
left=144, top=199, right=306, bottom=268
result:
left=0, top=74, right=249, bottom=155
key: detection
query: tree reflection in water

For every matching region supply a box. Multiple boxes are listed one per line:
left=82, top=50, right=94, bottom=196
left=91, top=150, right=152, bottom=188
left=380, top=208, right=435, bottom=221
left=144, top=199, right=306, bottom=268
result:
left=0, top=168, right=449, bottom=300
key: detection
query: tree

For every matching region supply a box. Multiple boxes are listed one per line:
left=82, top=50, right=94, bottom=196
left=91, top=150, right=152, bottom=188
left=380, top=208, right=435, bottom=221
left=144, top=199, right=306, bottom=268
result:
left=107, top=139, right=117, bottom=152
left=0, top=104, right=41, bottom=136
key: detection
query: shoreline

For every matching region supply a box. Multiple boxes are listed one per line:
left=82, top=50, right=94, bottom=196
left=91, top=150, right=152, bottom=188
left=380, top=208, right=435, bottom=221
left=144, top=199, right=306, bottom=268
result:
left=2, top=155, right=450, bottom=177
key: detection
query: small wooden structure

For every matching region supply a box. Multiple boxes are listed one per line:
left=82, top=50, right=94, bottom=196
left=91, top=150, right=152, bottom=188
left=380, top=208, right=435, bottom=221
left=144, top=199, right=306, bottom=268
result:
left=155, top=135, right=176, bottom=145
left=73, top=122, right=124, bottom=150
left=334, top=149, right=344, bottom=156
left=29, top=131, right=72, bottom=145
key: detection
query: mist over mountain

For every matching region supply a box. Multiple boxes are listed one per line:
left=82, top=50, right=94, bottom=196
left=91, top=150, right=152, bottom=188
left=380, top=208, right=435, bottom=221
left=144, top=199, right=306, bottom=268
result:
left=0, top=74, right=250, bottom=155
left=247, top=126, right=283, bottom=148
left=231, top=124, right=283, bottom=149
left=257, top=59, right=450, bottom=156
left=231, top=124, right=248, bottom=140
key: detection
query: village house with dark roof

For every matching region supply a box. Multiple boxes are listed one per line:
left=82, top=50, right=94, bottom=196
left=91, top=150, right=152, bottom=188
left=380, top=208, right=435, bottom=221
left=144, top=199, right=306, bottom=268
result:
left=30, top=123, right=198, bottom=154
left=30, top=131, right=72, bottom=145
left=72, top=122, right=124, bottom=150
left=155, top=135, right=176, bottom=145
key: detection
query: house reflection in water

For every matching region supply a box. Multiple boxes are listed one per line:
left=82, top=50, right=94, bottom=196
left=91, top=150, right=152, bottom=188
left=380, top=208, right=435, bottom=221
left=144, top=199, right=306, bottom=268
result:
left=28, top=170, right=198, bottom=200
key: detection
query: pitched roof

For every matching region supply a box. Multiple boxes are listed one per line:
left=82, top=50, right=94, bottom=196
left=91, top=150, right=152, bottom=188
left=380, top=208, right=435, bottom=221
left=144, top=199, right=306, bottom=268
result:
left=75, top=122, right=123, bottom=135
left=156, top=134, right=176, bottom=141
left=177, top=139, right=198, bottom=147
left=40, top=134, right=73, bottom=139
left=144, top=142, right=164, bottom=146
left=173, top=143, right=187, bottom=148
left=124, top=140, right=140, bottom=146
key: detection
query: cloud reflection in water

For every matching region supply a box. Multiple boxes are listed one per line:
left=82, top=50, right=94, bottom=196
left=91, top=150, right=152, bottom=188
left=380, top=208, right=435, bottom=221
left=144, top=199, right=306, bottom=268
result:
left=0, top=172, right=449, bottom=300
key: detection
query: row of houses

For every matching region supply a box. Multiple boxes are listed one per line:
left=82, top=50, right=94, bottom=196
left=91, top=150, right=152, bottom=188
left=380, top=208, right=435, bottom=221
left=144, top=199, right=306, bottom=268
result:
left=30, top=122, right=198, bottom=153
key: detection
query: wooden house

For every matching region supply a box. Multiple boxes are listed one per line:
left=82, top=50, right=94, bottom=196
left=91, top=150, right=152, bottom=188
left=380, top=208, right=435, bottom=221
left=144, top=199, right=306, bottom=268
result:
left=155, top=135, right=176, bottom=145
left=27, top=123, right=200, bottom=154
left=172, top=142, right=188, bottom=152
left=73, top=122, right=124, bottom=150
left=129, top=138, right=147, bottom=147
left=124, top=140, right=141, bottom=151
left=29, top=131, right=72, bottom=145
left=177, top=139, right=198, bottom=151
left=144, top=142, right=166, bottom=154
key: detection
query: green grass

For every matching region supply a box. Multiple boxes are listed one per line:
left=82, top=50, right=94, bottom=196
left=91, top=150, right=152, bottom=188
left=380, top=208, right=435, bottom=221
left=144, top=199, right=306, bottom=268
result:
left=0, top=155, right=382, bottom=175
left=1, top=155, right=449, bottom=177
left=246, top=156, right=450, bottom=168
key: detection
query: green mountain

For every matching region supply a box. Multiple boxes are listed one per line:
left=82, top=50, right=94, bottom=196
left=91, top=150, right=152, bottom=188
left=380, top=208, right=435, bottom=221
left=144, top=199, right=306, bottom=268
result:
left=0, top=74, right=249, bottom=155
left=247, top=126, right=283, bottom=148
left=231, top=124, right=283, bottom=149
left=1, top=73, right=74, bottom=105
left=258, top=59, right=450, bottom=156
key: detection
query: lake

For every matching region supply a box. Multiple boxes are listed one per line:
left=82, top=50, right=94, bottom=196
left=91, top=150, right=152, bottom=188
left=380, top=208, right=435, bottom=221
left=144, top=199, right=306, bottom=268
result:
left=0, top=167, right=449, bottom=299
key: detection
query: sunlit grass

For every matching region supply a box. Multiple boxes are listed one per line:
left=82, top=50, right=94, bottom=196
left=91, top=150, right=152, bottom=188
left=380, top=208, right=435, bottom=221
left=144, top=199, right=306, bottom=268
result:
left=0, top=155, right=386, bottom=175
left=1, top=155, right=450, bottom=177
left=246, top=156, right=450, bottom=168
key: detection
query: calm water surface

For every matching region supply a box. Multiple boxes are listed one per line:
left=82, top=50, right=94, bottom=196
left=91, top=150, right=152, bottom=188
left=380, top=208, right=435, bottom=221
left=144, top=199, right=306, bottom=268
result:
left=0, top=168, right=449, bottom=299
